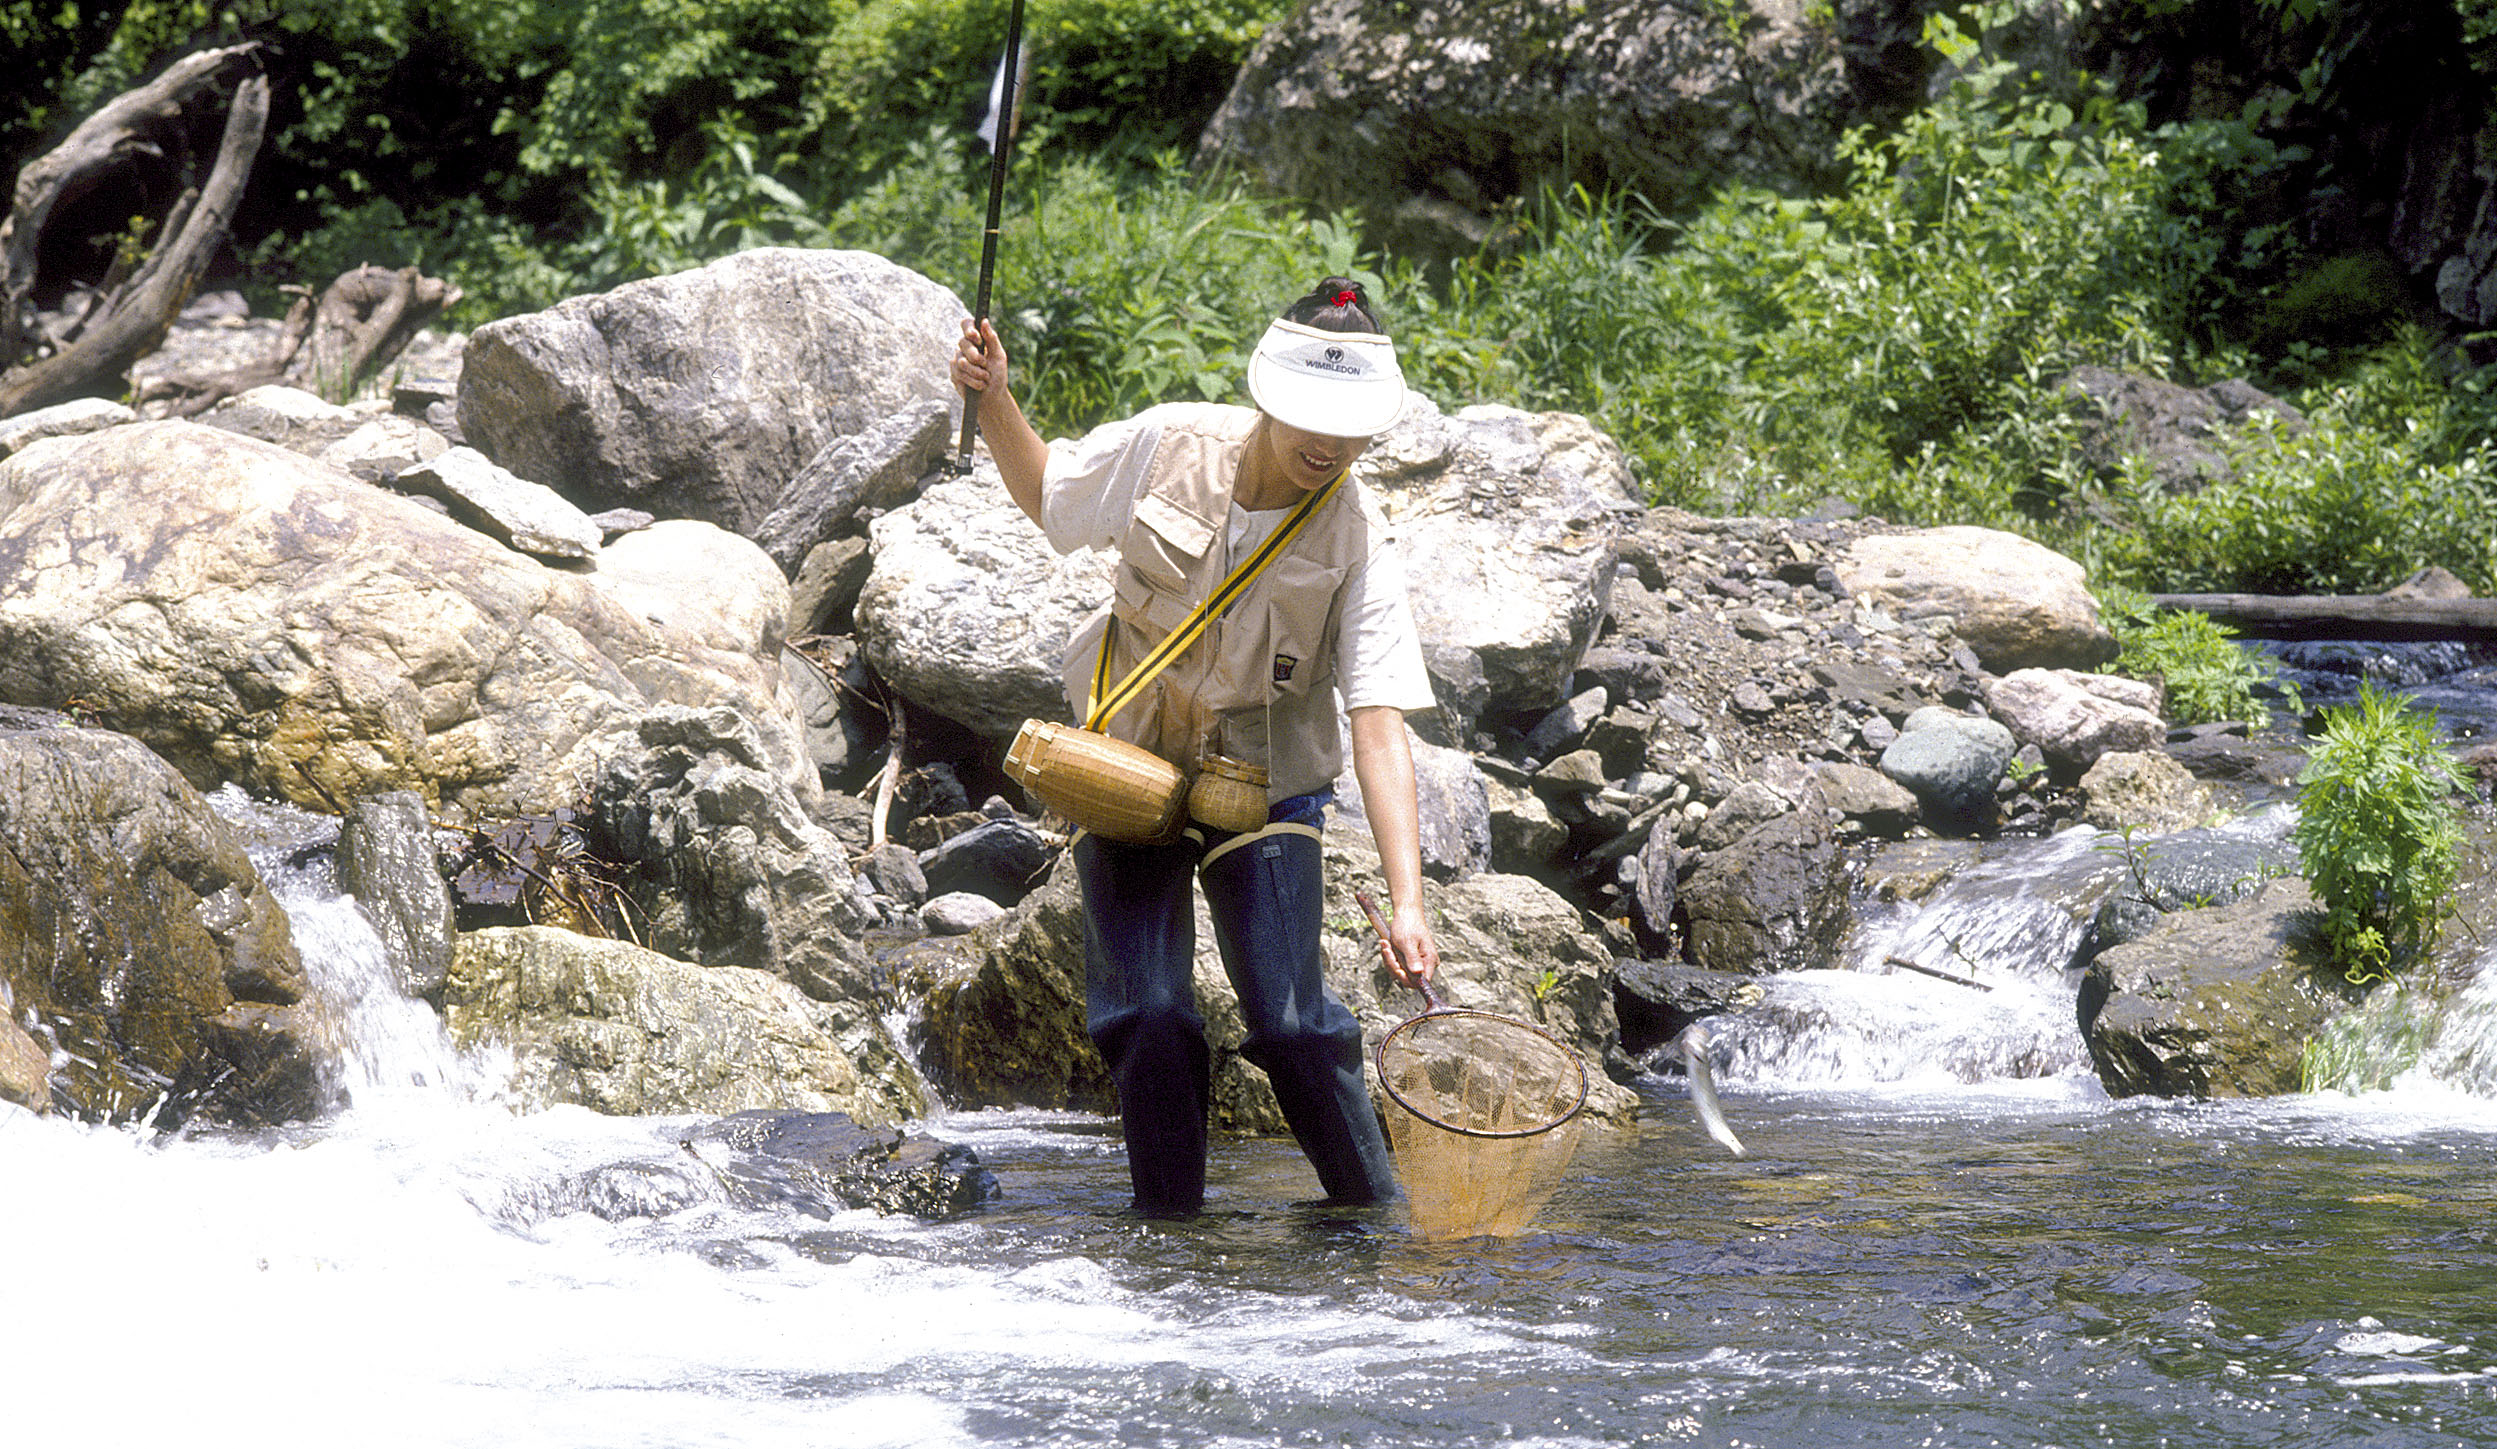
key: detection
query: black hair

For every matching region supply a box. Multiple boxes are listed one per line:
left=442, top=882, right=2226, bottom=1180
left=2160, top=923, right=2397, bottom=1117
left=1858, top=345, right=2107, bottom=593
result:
left=1280, top=276, right=1386, bottom=336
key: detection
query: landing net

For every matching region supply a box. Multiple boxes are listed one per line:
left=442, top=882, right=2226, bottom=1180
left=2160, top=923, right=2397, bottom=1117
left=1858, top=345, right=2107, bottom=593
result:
left=1375, top=1006, right=1588, bottom=1242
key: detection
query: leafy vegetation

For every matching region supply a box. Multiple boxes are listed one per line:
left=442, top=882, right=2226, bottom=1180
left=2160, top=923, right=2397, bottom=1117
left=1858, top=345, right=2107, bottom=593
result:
left=9, top=0, right=2497, bottom=603
left=443, top=807, right=643, bottom=942
left=2099, top=587, right=2300, bottom=728
left=2292, top=685, right=2466, bottom=984
left=4, top=0, right=1282, bottom=322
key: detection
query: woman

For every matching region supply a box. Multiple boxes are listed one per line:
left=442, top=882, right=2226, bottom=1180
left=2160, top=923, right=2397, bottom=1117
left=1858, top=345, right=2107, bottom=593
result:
left=951, top=277, right=1441, bottom=1217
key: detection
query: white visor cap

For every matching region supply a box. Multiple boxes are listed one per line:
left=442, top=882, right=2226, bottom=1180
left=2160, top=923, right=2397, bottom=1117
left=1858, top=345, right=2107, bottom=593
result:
left=1245, top=318, right=1406, bottom=439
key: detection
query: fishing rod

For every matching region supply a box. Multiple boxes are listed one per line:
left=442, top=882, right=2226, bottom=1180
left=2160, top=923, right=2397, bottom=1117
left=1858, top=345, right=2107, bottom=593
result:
left=955, top=0, right=1028, bottom=470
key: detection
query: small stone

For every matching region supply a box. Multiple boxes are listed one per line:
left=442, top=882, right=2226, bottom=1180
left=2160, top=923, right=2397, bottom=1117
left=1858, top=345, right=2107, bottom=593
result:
left=922, top=892, right=1005, bottom=935
left=0, top=396, right=135, bottom=456
left=396, top=446, right=603, bottom=560
left=1534, top=748, right=1608, bottom=795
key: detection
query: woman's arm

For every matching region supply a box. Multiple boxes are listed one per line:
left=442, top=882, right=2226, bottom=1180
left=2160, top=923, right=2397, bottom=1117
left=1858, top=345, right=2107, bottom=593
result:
left=1348, top=704, right=1440, bottom=987
left=951, top=317, right=1049, bottom=528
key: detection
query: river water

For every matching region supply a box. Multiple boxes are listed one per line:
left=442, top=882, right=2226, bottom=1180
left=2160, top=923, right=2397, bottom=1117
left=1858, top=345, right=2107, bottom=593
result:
left=8, top=801, right=2497, bottom=1448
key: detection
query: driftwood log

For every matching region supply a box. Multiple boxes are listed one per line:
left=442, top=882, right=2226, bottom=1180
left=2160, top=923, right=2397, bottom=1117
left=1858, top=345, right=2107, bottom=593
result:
left=278, top=263, right=462, bottom=399
left=0, top=45, right=268, bottom=419
left=134, top=261, right=464, bottom=417
left=2153, top=593, right=2497, bottom=644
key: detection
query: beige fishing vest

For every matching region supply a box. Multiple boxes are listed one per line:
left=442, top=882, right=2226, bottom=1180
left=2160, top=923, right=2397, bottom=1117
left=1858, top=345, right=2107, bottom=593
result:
left=1059, top=403, right=1375, bottom=803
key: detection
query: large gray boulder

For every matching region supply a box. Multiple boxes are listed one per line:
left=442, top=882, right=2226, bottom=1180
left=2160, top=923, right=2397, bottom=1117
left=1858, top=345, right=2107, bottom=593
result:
left=444, top=925, right=922, bottom=1122
left=1835, top=526, right=2116, bottom=673
left=853, top=465, right=1118, bottom=739
left=1366, top=400, right=1638, bottom=720
left=1194, top=0, right=1925, bottom=260
left=0, top=714, right=317, bottom=1125
left=0, top=422, right=813, bottom=819
left=1676, top=781, right=1849, bottom=975
left=2079, top=876, right=2354, bottom=1099
left=457, top=249, right=963, bottom=533
left=576, top=705, right=923, bottom=1123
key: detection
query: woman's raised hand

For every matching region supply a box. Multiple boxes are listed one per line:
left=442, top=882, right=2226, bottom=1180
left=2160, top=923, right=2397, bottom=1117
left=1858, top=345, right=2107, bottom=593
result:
left=953, top=317, right=1009, bottom=402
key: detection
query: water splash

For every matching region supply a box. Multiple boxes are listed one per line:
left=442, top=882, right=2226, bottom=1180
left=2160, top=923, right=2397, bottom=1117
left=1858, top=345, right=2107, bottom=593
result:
left=1702, top=830, right=2121, bottom=1090
left=2306, top=947, right=2497, bottom=1100
left=1707, top=968, right=2090, bottom=1089
left=207, top=786, right=497, bottom=1107
left=1850, top=825, right=2121, bottom=989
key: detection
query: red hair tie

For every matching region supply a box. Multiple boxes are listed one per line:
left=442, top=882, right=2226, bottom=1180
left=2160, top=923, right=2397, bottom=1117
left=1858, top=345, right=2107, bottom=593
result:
left=1332, top=290, right=1357, bottom=308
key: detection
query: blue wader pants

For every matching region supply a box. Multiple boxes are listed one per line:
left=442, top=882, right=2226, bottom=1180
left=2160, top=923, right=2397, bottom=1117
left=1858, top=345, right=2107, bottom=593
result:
left=1074, top=801, right=1399, bottom=1217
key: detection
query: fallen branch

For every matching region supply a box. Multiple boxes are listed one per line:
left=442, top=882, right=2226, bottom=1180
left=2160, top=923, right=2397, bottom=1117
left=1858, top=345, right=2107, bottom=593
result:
left=867, top=709, right=906, bottom=855
left=0, top=49, right=269, bottom=418
left=1, top=44, right=258, bottom=366
left=1883, top=954, right=1992, bottom=992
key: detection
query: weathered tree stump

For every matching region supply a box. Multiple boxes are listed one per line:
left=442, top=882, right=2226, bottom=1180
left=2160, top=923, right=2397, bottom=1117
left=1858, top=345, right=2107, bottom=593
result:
left=282, top=263, right=463, bottom=400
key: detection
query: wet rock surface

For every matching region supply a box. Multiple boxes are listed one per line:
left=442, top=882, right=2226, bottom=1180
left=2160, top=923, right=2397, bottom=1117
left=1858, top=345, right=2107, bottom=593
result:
left=2079, top=877, right=2359, bottom=1099
left=682, top=1109, right=999, bottom=1220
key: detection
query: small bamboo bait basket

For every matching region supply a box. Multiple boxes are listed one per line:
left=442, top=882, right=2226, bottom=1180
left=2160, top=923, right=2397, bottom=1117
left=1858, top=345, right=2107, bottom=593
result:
left=1004, top=719, right=1185, bottom=843
left=1186, top=752, right=1269, bottom=834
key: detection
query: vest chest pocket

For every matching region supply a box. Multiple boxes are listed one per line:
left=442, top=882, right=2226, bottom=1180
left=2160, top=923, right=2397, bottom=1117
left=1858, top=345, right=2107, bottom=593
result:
left=1248, top=555, right=1347, bottom=702
left=1112, top=562, right=1195, bottom=636
left=1112, top=496, right=1215, bottom=637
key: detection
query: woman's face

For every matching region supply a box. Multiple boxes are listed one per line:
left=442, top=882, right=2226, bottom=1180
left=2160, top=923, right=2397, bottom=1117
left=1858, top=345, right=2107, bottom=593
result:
left=1259, top=416, right=1373, bottom=494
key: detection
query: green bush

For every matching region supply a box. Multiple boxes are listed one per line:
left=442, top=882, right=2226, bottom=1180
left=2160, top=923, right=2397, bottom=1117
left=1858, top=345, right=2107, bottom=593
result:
left=793, top=0, right=1275, bottom=195
left=2099, top=587, right=2299, bottom=728
left=1392, top=7, right=2200, bottom=516
left=2092, top=338, right=2497, bottom=596
left=18, top=0, right=2497, bottom=617
left=4, top=0, right=1283, bottom=329
left=2293, top=683, right=2466, bottom=983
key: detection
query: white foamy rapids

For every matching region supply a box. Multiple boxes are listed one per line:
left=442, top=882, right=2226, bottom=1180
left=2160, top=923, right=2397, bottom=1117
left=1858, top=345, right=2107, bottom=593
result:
left=208, top=785, right=502, bottom=1105
left=2302, top=941, right=2497, bottom=1106
left=1696, top=830, right=2118, bottom=1090
left=1706, top=968, right=2092, bottom=1089
left=2400, top=962, right=2497, bottom=1098
left=0, top=1102, right=1564, bottom=1449
left=1848, top=825, right=2120, bottom=989
left=284, top=887, right=498, bottom=1102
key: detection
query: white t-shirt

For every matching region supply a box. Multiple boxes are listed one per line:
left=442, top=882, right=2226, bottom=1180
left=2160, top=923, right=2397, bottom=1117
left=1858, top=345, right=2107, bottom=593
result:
left=1041, top=407, right=1437, bottom=715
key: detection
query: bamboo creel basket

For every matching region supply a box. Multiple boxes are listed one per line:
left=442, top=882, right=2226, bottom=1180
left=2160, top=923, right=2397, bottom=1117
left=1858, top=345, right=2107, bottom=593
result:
left=1004, top=719, right=1186, bottom=843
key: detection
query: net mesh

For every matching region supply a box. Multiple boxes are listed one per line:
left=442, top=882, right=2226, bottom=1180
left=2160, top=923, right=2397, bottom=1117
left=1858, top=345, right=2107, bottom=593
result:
left=1376, top=1010, right=1587, bottom=1242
